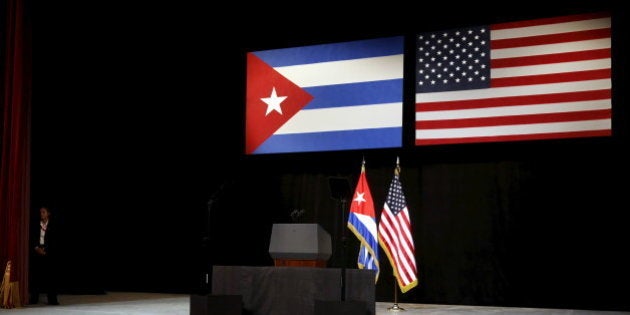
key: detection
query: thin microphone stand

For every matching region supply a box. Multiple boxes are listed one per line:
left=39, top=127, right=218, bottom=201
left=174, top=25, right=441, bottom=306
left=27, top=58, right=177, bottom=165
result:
left=340, top=196, right=348, bottom=301
left=203, top=182, right=227, bottom=294
left=203, top=198, right=214, bottom=294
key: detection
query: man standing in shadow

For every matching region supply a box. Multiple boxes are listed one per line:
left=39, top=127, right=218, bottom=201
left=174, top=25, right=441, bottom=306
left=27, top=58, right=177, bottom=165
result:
left=30, top=205, right=60, bottom=305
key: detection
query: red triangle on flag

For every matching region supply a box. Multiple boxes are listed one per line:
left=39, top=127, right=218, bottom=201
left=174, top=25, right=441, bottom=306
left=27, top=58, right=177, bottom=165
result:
left=245, top=53, right=314, bottom=154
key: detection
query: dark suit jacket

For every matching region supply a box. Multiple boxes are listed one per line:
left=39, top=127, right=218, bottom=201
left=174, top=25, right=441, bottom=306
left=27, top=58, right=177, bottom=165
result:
left=32, top=219, right=58, bottom=260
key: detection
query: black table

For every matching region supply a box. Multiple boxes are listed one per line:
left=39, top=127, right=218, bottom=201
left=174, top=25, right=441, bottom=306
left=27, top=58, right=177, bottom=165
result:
left=212, top=265, right=375, bottom=315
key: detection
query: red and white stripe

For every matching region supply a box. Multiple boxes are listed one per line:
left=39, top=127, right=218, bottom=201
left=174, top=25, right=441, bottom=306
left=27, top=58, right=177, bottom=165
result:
left=416, top=12, right=612, bottom=145
left=378, top=200, right=417, bottom=293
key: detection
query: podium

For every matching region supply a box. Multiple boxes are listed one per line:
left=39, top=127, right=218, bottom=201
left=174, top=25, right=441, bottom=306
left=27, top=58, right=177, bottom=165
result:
left=268, top=223, right=332, bottom=267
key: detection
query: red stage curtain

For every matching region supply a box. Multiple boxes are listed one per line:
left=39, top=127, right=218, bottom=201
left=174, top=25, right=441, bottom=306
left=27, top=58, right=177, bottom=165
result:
left=0, top=0, right=33, bottom=306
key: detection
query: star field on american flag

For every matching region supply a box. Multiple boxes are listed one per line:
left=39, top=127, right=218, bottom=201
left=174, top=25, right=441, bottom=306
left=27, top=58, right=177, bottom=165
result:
left=416, top=26, right=490, bottom=93
left=386, top=175, right=406, bottom=216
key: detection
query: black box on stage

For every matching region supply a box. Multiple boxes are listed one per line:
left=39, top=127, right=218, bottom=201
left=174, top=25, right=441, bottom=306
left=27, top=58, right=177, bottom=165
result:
left=190, top=294, right=242, bottom=315
left=314, top=300, right=368, bottom=315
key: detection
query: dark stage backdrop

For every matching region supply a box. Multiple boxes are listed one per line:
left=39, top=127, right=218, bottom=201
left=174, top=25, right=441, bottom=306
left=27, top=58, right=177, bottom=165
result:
left=203, top=141, right=630, bottom=311
left=31, top=1, right=629, bottom=312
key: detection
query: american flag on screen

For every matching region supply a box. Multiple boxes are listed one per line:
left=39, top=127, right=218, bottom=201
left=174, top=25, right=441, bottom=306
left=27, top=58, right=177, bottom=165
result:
left=378, top=158, right=417, bottom=293
left=246, top=36, right=404, bottom=154
left=415, top=12, right=612, bottom=145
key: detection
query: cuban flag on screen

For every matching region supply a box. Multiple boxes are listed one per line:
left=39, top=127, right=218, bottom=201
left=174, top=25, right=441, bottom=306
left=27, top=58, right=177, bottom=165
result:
left=246, top=36, right=404, bottom=155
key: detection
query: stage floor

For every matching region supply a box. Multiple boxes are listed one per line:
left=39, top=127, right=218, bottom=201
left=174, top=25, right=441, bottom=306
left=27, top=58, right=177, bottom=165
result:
left=8, top=292, right=630, bottom=315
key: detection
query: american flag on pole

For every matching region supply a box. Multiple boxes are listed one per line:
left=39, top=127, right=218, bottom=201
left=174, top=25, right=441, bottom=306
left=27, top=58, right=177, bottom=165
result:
left=347, top=160, right=380, bottom=283
left=415, top=12, right=612, bottom=145
left=378, top=158, right=417, bottom=293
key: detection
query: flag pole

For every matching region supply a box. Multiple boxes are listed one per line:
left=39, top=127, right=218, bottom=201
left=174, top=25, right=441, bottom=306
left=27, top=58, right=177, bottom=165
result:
left=387, top=157, right=405, bottom=312
left=387, top=281, right=405, bottom=311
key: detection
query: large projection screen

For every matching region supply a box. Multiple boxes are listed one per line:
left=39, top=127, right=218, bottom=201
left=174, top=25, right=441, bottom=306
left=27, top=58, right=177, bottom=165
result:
left=414, top=12, right=612, bottom=145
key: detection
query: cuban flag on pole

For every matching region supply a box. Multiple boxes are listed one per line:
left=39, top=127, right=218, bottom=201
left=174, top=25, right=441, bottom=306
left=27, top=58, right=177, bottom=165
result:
left=347, top=159, right=379, bottom=282
left=246, top=36, right=404, bottom=155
